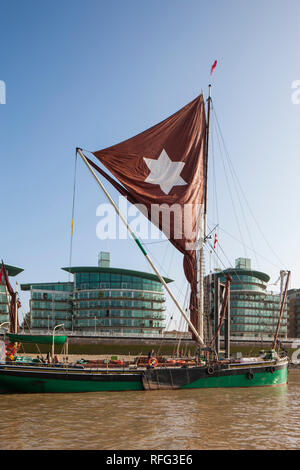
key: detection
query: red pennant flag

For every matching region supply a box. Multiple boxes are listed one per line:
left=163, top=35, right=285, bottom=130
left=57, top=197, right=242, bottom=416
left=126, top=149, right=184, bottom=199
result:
left=210, top=60, right=217, bottom=75
left=90, top=95, right=207, bottom=332
left=0, top=264, right=3, bottom=284
left=214, top=232, right=218, bottom=249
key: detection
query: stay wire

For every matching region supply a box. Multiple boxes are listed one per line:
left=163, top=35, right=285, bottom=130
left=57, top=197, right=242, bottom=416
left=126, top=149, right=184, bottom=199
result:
left=212, top=108, right=259, bottom=270
left=145, top=243, right=188, bottom=313
left=205, top=223, right=251, bottom=287
left=203, top=241, right=243, bottom=288
left=212, top=105, right=286, bottom=269
left=212, top=113, right=248, bottom=259
left=208, top=218, right=282, bottom=270
left=209, top=117, right=220, bottom=271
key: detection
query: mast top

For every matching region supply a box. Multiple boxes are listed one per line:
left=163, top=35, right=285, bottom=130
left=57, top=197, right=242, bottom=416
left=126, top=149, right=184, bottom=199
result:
left=207, top=84, right=212, bottom=104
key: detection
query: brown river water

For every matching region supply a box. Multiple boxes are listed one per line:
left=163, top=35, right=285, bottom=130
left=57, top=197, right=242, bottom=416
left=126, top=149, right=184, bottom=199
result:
left=0, top=369, right=299, bottom=450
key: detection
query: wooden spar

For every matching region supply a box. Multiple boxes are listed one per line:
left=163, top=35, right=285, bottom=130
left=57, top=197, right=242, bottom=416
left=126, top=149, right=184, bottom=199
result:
left=209, top=274, right=232, bottom=348
left=272, top=270, right=290, bottom=350
left=76, top=148, right=205, bottom=346
left=15, top=282, right=19, bottom=334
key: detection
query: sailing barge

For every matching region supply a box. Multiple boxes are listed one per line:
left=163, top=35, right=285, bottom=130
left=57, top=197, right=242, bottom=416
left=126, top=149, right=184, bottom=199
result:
left=0, top=348, right=288, bottom=393
left=0, top=86, right=289, bottom=393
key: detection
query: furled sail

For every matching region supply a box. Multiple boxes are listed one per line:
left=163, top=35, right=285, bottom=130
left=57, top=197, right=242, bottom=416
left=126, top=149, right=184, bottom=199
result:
left=0, top=261, right=19, bottom=334
left=89, top=95, right=207, bottom=333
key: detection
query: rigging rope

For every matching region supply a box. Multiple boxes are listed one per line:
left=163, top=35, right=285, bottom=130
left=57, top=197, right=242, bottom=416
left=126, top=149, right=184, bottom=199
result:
left=204, top=230, right=252, bottom=288
left=208, top=220, right=283, bottom=270
left=145, top=243, right=187, bottom=307
left=212, top=113, right=248, bottom=259
left=209, top=116, right=220, bottom=272
left=68, top=151, right=78, bottom=282
left=212, top=108, right=259, bottom=269
left=212, top=105, right=286, bottom=269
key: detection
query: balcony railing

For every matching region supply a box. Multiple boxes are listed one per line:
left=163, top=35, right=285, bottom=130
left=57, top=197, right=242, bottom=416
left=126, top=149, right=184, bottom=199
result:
left=18, top=328, right=192, bottom=339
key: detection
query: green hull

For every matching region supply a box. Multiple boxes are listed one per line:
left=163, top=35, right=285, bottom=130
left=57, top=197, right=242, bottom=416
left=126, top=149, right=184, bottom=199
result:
left=0, top=365, right=143, bottom=393
left=0, top=375, right=143, bottom=393
left=181, top=365, right=288, bottom=389
left=6, top=333, right=67, bottom=345
left=0, top=360, right=288, bottom=394
left=142, top=359, right=288, bottom=391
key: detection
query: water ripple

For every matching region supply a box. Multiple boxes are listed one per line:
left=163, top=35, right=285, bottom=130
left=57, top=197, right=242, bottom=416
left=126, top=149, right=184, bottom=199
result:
left=0, top=370, right=299, bottom=450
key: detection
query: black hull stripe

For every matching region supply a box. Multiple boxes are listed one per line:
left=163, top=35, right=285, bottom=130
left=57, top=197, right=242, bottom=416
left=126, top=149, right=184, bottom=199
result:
left=0, top=361, right=288, bottom=384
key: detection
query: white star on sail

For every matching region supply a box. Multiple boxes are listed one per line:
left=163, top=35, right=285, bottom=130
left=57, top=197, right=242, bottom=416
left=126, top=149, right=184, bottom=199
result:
left=143, top=149, right=187, bottom=195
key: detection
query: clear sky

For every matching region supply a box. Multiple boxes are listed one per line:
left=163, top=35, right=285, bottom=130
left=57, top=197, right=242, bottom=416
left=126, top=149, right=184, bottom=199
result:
left=1, top=0, right=300, bottom=327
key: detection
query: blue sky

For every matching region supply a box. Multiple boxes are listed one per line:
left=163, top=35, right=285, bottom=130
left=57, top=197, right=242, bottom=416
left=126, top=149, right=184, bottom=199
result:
left=1, top=0, right=300, bottom=326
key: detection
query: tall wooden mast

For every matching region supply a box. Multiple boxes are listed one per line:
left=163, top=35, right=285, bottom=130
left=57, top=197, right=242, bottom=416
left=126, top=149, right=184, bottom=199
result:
left=198, top=84, right=212, bottom=341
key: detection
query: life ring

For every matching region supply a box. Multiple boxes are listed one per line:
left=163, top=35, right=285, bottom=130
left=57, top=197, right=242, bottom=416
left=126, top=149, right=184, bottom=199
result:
left=148, top=357, right=158, bottom=367
left=6, top=347, right=15, bottom=356
left=247, top=371, right=254, bottom=380
left=207, top=366, right=214, bottom=375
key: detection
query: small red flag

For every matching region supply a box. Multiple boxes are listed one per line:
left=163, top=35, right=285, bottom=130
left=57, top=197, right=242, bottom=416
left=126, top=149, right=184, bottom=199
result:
left=210, top=60, right=218, bottom=75
left=214, top=232, right=218, bottom=249
left=0, top=264, right=3, bottom=284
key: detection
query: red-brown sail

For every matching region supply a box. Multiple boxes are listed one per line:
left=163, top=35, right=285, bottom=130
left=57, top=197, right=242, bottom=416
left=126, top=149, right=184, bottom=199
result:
left=90, top=95, right=207, bottom=332
left=0, top=261, right=19, bottom=333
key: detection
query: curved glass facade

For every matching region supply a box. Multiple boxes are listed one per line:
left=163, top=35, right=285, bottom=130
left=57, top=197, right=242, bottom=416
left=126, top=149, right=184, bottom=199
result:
left=72, top=270, right=166, bottom=333
left=212, top=258, right=287, bottom=338
left=22, top=254, right=171, bottom=336
left=287, top=289, right=300, bottom=337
